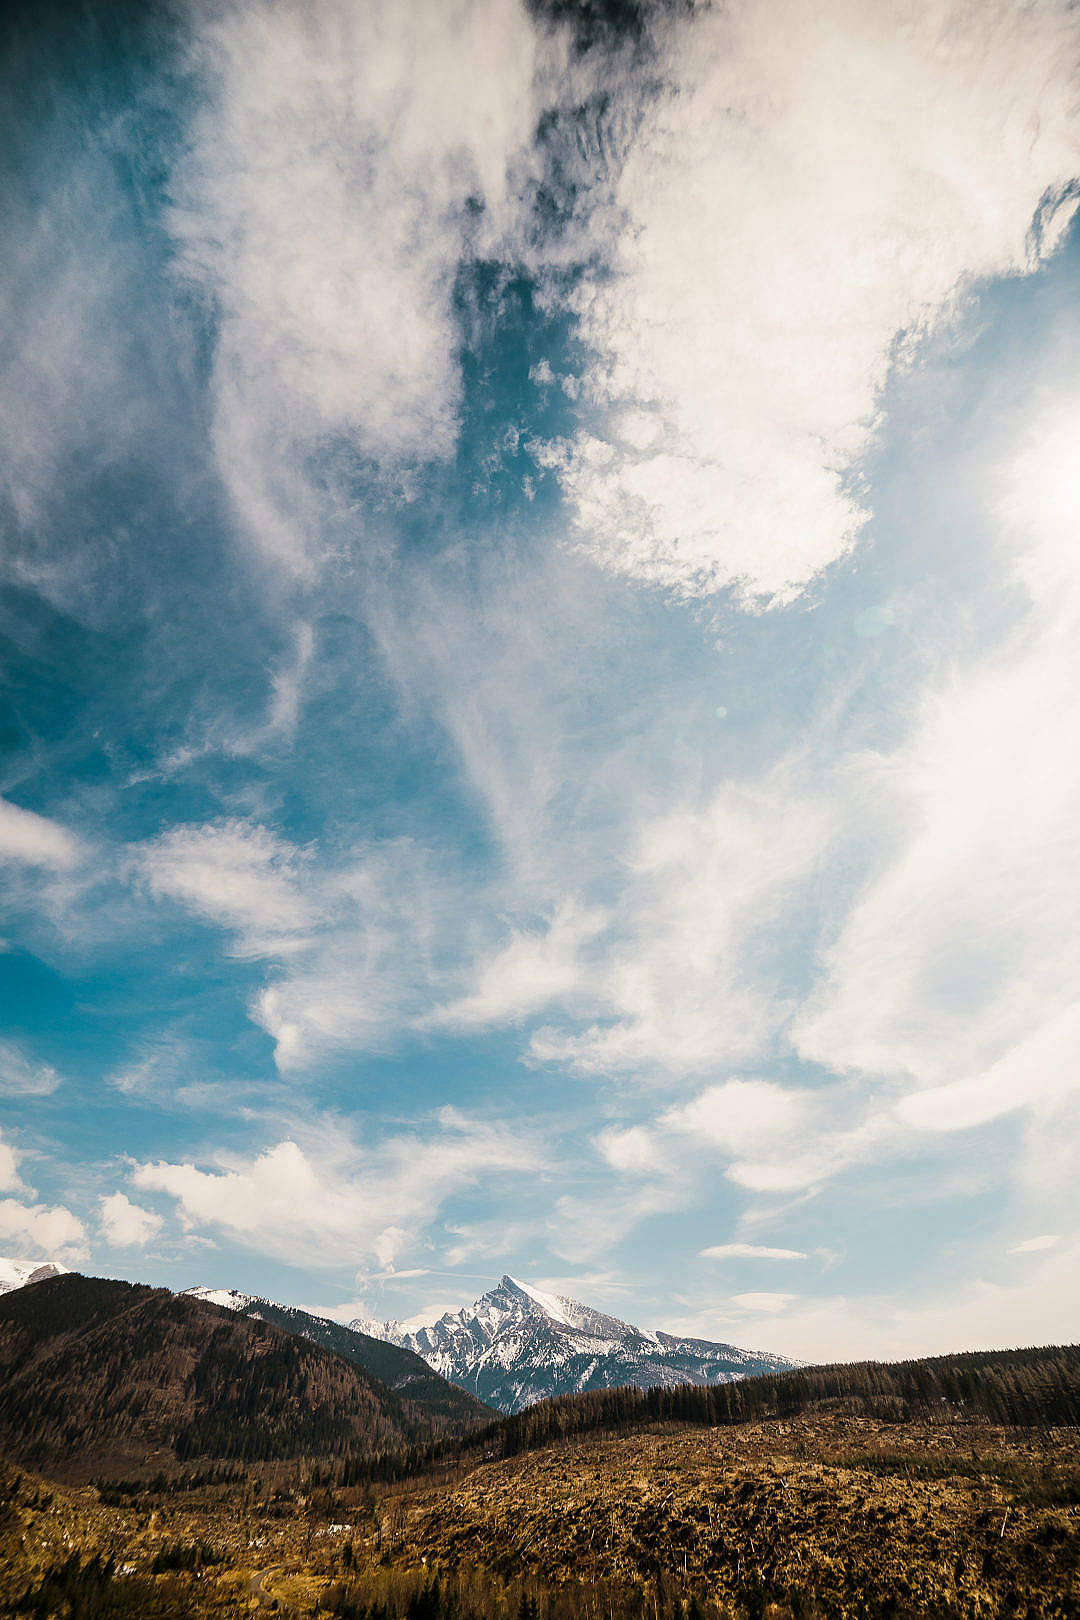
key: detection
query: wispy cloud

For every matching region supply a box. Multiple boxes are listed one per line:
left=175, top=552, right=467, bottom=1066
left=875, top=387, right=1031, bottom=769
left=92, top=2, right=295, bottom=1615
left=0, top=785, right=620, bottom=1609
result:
left=173, top=0, right=558, bottom=574
left=0, top=798, right=81, bottom=869
left=0, top=1038, right=63, bottom=1097
left=1007, top=1234, right=1061, bottom=1256
left=133, top=819, right=318, bottom=957
left=133, top=1106, right=545, bottom=1271
left=701, top=1244, right=809, bottom=1263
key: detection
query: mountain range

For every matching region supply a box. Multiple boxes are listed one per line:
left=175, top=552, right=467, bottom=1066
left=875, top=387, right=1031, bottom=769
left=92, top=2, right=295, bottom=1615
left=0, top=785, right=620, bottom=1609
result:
left=0, top=1258, right=794, bottom=1419
left=184, top=1285, right=490, bottom=1430
left=0, top=1272, right=489, bottom=1483
left=351, top=1273, right=796, bottom=1413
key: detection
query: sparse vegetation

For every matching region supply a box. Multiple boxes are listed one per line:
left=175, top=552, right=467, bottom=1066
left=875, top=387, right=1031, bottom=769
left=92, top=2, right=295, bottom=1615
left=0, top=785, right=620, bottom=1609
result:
left=2, top=1296, right=1077, bottom=1617
left=2, top=1413, right=1079, bottom=1618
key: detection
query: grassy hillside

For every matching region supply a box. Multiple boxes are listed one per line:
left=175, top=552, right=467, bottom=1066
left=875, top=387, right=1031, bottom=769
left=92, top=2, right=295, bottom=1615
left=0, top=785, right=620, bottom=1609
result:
left=0, top=1274, right=468, bottom=1482
left=3, top=1414, right=1079, bottom=1617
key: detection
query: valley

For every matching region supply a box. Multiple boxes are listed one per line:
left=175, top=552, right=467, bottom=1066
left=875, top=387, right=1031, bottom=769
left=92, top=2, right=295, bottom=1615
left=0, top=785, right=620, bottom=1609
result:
left=4, top=1415, right=1079, bottom=1618
left=1, top=1271, right=1077, bottom=1616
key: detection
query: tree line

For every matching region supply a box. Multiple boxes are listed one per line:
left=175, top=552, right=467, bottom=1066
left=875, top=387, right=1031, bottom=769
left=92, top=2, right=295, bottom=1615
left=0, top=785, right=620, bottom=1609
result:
left=331, top=1342, right=1080, bottom=1484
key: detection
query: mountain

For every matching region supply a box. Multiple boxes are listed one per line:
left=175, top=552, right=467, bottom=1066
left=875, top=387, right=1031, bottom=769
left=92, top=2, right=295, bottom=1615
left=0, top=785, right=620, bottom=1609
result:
left=184, top=1284, right=491, bottom=1429
left=0, top=1256, right=70, bottom=1295
left=353, top=1274, right=796, bottom=1414
left=0, top=1273, right=475, bottom=1483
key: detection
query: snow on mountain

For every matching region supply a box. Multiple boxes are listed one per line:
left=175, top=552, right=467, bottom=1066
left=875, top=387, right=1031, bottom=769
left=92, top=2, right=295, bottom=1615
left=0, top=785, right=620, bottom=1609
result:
left=0, top=1257, right=71, bottom=1296
left=351, top=1274, right=796, bottom=1414
left=185, top=1285, right=262, bottom=1313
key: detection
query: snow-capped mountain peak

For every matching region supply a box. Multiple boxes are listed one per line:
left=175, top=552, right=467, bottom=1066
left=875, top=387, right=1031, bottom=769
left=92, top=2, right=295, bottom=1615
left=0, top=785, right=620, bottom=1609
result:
left=0, top=1257, right=71, bottom=1297
left=185, top=1285, right=262, bottom=1312
left=350, top=1273, right=795, bottom=1414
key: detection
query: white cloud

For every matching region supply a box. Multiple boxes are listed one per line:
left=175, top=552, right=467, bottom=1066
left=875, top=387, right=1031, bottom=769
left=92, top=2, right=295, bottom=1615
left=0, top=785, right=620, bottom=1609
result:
left=795, top=400, right=1080, bottom=1136
left=249, top=839, right=468, bottom=1069
left=1007, top=1233, right=1061, bottom=1255
left=701, top=1243, right=808, bottom=1262
left=547, top=0, right=1080, bottom=602
left=133, top=1106, right=543, bottom=1269
left=0, top=797, right=81, bottom=869
left=728, top=1291, right=797, bottom=1314
left=689, top=1236, right=1080, bottom=1363
left=134, top=819, right=317, bottom=957
left=0, top=1197, right=87, bottom=1262
left=895, top=1002, right=1080, bottom=1133
left=434, top=902, right=607, bottom=1030
left=133, top=817, right=492, bottom=1071
left=173, top=0, right=556, bottom=573
left=0, top=1039, right=62, bottom=1097
left=0, top=1131, right=25, bottom=1195
left=595, top=1125, right=669, bottom=1176
left=99, top=1191, right=163, bottom=1248
left=527, top=770, right=833, bottom=1076
left=661, top=1079, right=809, bottom=1155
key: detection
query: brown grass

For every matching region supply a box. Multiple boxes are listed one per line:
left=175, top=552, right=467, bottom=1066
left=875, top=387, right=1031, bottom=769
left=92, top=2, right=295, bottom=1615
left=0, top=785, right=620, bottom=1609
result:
left=3, top=1414, right=1079, bottom=1618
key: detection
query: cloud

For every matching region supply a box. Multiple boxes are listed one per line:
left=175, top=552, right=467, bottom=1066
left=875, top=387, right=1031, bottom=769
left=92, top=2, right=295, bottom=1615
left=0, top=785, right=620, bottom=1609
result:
left=134, top=819, right=318, bottom=957
left=661, top=1080, right=810, bottom=1155
left=173, top=0, right=555, bottom=573
left=701, top=1243, right=809, bottom=1262
left=0, top=1039, right=63, bottom=1097
left=0, top=798, right=81, bottom=869
left=0, top=1131, right=26, bottom=1195
left=595, top=1125, right=669, bottom=1177
left=1007, top=1233, right=1061, bottom=1255
left=526, top=770, right=833, bottom=1077
left=0, top=1131, right=85, bottom=1259
left=0, top=1197, right=87, bottom=1261
left=794, top=399, right=1080, bottom=1136
left=546, top=1182, right=685, bottom=1265
left=133, top=1106, right=543, bottom=1269
left=687, top=1236, right=1080, bottom=1363
left=99, top=1191, right=163, bottom=1248
left=543, top=0, right=1080, bottom=602
left=249, top=839, right=470, bottom=1069
left=728, top=1291, right=797, bottom=1314
left=132, top=815, right=476, bottom=1069
left=434, top=901, right=607, bottom=1031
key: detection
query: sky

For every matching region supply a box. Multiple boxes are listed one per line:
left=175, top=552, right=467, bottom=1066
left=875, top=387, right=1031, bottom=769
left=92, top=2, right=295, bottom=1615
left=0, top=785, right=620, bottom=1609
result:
left=1, top=0, right=1080, bottom=1364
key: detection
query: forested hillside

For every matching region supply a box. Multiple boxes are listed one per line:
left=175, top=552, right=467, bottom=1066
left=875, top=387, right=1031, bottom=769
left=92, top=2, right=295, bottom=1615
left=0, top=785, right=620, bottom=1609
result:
left=0, top=1274, right=466, bottom=1483
left=400, top=1341, right=1080, bottom=1477
left=198, top=1294, right=492, bottom=1429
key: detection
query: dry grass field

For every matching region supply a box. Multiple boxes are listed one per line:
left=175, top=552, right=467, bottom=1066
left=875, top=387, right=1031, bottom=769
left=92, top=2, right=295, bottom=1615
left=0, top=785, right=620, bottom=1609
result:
left=3, top=1415, right=1079, bottom=1618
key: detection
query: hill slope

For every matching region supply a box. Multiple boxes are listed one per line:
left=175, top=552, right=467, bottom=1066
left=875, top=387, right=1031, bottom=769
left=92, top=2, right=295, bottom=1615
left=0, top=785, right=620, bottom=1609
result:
left=356, top=1275, right=795, bottom=1413
left=0, top=1274, right=465, bottom=1483
left=184, top=1285, right=492, bottom=1429
left=443, top=1339, right=1080, bottom=1466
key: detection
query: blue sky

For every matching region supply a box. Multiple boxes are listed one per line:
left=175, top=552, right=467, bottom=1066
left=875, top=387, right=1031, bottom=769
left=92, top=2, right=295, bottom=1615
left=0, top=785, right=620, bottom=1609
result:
left=2, top=0, right=1080, bottom=1360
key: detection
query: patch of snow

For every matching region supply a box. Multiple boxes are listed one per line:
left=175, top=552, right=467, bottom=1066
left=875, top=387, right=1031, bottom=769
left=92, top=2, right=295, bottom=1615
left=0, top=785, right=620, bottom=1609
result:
left=184, top=1285, right=260, bottom=1311
left=0, top=1256, right=70, bottom=1295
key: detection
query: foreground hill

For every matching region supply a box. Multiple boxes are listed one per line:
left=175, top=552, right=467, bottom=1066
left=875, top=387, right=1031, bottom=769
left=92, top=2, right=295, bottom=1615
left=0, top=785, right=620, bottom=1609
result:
left=3, top=1413, right=1079, bottom=1618
left=185, top=1286, right=492, bottom=1430
left=356, top=1274, right=795, bottom=1413
left=0, top=1274, right=475, bottom=1483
